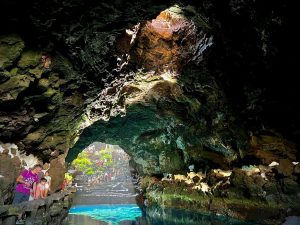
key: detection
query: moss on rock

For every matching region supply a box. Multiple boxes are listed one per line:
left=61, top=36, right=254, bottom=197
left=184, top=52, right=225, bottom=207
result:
left=0, top=34, right=24, bottom=70
left=37, top=78, right=50, bottom=91
left=29, top=67, right=44, bottom=79
left=0, top=74, right=33, bottom=101
left=18, top=50, right=41, bottom=69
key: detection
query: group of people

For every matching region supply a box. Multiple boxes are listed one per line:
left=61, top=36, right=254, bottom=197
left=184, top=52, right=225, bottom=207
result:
left=12, top=164, right=52, bottom=204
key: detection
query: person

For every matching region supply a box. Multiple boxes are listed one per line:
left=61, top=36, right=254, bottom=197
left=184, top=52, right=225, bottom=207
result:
left=44, top=171, right=51, bottom=196
left=12, top=164, right=42, bottom=204
left=34, top=178, right=47, bottom=199
left=60, top=179, right=68, bottom=191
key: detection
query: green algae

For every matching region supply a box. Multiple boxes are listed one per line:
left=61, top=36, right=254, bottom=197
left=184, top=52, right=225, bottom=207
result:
left=0, top=34, right=25, bottom=69
left=0, top=74, right=33, bottom=100
left=18, top=50, right=41, bottom=69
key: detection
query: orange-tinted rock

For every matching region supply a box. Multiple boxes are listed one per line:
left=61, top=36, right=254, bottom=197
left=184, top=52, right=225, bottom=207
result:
left=128, top=8, right=207, bottom=73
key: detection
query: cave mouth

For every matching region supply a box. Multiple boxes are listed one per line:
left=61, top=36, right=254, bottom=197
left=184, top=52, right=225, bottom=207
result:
left=65, top=142, right=145, bottom=224
left=68, top=141, right=139, bottom=204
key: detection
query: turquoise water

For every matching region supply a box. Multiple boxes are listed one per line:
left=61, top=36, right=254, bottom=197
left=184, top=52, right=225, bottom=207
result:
left=145, top=207, right=258, bottom=225
left=68, top=204, right=142, bottom=225
left=65, top=204, right=258, bottom=225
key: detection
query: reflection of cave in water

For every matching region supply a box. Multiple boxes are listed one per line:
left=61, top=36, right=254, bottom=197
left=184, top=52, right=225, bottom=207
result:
left=64, top=205, right=257, bottom=225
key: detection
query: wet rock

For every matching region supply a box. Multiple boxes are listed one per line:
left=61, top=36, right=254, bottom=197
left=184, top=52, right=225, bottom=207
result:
left=49, top=202, right=63, bottom=216
left=282, top=178, right=300, bottom=195
left=263, top=179, right=279, bottom=194
left=229, top=169, right=266, bottom=199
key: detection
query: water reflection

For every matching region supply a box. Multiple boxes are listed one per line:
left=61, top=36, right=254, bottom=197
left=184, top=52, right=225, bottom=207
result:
left=144, top=207, right=258, bottom=225
left=64, top=214, right=108, bottom=225
left=63, top=205, right=258, bottom=225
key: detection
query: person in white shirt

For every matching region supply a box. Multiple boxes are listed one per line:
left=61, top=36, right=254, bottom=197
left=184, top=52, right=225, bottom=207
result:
left=44, top=171, right=51, bottom=196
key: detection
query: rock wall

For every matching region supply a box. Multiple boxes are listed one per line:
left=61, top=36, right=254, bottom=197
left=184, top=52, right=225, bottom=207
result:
left=48, top=155, right=67, bottom=191
left=0, top=34, right=86, bottom=161
left=0, top=148, right=21, bottom=205
left=0, top=190, right=74, bottom=225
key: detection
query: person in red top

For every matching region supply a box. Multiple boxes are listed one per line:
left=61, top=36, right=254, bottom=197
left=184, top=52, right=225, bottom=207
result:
left=60, top=179, right=68, bottom=191
left=12, top=164, right=42, bottom=204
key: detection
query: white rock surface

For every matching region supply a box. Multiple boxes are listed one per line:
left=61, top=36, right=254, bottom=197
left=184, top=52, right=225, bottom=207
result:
left=0, top=142, right=39, bottom=169
left=269, top=161, right=279, bottom=167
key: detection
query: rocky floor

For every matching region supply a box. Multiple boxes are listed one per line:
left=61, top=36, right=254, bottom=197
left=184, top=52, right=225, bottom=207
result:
left=139, top=160, right=300, bottom=225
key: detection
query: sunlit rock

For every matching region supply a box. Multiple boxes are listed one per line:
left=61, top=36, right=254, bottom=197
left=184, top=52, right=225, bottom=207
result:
left=130, top=5, right=212, bottom=73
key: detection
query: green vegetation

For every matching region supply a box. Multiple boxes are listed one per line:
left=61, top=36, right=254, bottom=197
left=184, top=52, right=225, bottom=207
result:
left=98, top=148, right=113, bottom=166
left=65, top=172, right=73, bottom=182
left=71, top=146, right=116, bottom=176
left=72, top=152, right=94, bottom=175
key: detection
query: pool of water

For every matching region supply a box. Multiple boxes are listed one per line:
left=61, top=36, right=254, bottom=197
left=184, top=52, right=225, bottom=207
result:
left=65, top=204, right=142, bottom=225
left=63, top=204, right=258, bottom=225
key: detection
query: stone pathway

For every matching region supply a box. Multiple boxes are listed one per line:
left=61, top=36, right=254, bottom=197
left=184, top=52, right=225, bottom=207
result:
left=73, top=180, right=138, bottom=205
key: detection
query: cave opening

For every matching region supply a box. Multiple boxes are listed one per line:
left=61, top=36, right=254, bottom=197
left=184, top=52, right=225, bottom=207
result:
left=68, top=142, right=138, bottom=202
left=64, top=142, right=144, bottom=224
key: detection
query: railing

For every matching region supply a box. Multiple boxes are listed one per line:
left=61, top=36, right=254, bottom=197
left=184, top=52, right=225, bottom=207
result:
left=0, top=188, right=76, bottom=225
